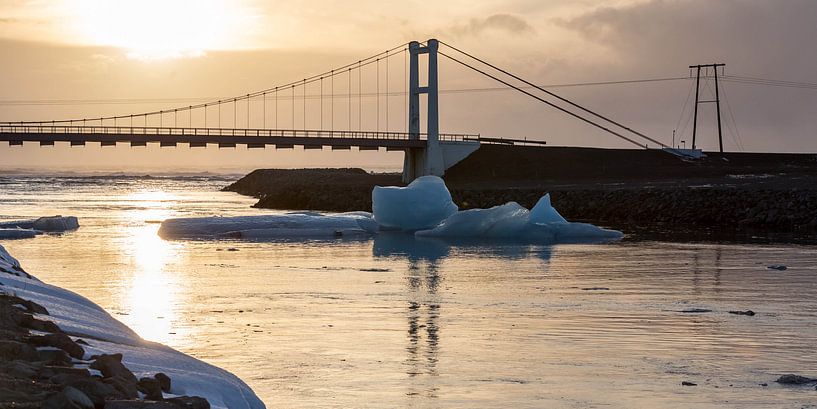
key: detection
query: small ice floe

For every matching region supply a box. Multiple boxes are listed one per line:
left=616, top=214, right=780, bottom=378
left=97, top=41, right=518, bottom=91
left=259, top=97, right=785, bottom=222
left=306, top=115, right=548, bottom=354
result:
left=767, top=264, right=788, bottom=271
left=775, top=374, right=817, bottom=385
left=0, top=215, right=79, bottom=232
left=728, top=310, right=756, bottom=316
left=0, top=228, right=41, bottom=240
left=158, top=212, right=378, bottom=239
left=679, top=308, right=713, bottom=314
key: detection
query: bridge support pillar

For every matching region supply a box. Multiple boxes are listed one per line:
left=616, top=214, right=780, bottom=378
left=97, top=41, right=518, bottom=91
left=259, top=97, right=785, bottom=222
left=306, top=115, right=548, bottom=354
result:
left=403, top=39, right=446, bottom=183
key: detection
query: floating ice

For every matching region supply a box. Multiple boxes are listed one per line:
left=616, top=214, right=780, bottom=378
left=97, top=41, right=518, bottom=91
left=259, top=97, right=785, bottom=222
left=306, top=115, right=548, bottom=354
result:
left=0, top=215, right=79, bottom=232
left=416, top=195, right=622, bottom=243
left=528, top=194, right=567, bottom=224
left=0, top=244, right=264, bottom=409
left=372, top=176, right=458, bottom=231
left=0, top=228, right=41, bottom=240
left=159, top=211, right=378, bottom=239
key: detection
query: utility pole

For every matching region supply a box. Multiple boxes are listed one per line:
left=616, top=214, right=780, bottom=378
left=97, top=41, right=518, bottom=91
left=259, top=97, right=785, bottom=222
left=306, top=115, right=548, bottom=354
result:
left=689, top=63, right=726, bottom=153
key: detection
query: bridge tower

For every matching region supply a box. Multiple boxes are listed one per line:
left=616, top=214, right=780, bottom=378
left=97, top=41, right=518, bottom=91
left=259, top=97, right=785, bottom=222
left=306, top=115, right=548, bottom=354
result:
left=403, top=39, right=446, bottom=183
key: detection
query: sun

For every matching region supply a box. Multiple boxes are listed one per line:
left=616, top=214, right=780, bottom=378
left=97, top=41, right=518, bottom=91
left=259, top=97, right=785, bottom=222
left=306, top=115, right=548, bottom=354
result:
left=64, top=0, right=257, bottom=60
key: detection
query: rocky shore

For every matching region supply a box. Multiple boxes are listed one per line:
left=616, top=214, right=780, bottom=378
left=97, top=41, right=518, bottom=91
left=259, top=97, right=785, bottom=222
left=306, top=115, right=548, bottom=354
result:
left=0, top=245, right=264, bottom=409
left=223, top=146, right=817, bottom=242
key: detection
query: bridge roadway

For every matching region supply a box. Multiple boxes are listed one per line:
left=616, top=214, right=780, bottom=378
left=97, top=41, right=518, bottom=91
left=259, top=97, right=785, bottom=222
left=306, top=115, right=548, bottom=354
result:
left=0, top=125, right=476, bottom=150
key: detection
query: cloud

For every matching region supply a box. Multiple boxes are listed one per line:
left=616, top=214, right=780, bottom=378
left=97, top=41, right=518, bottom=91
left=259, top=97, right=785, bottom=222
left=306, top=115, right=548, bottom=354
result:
left=451, top=13, right=534, bottom=37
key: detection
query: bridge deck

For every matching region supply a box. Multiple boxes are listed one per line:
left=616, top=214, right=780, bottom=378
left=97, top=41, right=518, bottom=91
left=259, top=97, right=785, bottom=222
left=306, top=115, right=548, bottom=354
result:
left=0, top=125, right=476, bottom=149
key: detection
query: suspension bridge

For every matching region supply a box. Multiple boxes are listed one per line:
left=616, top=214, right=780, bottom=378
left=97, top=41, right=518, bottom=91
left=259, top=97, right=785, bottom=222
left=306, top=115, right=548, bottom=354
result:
left=1, top=38, right=724, bottom=181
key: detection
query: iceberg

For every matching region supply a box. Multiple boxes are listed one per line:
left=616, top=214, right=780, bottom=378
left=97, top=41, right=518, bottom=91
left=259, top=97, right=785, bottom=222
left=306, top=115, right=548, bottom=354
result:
left=159, top=176, right=620, bottom=244
left=159, top=211, right=378, bottom=239
left=372, top=176, right=458, bottom=231
left=368, top=176, right=620, bottom=243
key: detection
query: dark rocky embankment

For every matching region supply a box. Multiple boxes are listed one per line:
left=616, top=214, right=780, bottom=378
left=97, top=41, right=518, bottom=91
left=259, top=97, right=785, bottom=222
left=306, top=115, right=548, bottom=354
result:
left=223, top=168, right=400, bottom=212
left=224, top=145, right=817, bottom=242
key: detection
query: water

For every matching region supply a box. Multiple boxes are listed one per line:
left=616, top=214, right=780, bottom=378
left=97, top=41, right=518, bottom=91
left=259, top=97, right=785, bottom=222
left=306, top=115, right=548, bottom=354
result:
left=2, top=175, right=816, bottom=408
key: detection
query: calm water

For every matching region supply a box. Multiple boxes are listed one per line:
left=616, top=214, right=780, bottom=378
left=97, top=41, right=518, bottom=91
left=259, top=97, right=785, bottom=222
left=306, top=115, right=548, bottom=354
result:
left=1, top=175, right=816, bottom=408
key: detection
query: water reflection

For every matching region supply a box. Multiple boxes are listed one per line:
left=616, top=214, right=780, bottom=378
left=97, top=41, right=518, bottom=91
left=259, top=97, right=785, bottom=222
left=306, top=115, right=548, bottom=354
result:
left=120, top=191, right=185, bottom=344
left=403, top=255, right=441, bottom=399
left=372, top=232, right=555, bottom=262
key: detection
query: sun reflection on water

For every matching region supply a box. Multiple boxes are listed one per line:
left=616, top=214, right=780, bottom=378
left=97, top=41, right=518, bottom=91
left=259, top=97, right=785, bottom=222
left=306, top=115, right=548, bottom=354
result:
left=119, top=190, right=186, bottom=344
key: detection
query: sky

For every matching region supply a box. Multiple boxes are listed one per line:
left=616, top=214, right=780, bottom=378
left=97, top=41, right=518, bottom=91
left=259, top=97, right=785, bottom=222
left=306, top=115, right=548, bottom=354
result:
left=1, top=0, right=816, bottom=173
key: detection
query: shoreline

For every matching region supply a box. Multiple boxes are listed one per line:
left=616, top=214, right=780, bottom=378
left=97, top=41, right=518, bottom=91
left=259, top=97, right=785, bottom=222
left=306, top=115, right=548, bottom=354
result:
left=222, top=146, right=817, bottom=244
left=0, top=244, right=265, bottom=409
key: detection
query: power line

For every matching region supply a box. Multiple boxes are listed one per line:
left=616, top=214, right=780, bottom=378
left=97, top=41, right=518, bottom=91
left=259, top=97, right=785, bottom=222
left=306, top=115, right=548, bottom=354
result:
left=0, top=77, right=690, bottom=107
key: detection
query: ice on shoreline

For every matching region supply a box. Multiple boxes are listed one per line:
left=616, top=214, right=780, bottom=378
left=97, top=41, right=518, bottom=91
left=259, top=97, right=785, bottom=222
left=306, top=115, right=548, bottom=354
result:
left=0, top=244, right=265, bottom=409
left=158, top=211, right=378, bottom=239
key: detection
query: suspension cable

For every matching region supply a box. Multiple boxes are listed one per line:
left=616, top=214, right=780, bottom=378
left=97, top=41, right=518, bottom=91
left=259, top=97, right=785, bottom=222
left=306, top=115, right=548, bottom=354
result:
left=439, top=40, right=666, bottom=148
left=439, top=51, right=646, bottom=148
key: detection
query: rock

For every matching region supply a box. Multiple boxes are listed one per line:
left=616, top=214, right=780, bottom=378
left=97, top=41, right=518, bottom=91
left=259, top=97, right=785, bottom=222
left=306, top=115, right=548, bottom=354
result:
left=680, top=308, right=712, bottom=314
left=19, top=313, right=63, bottom=333
left=775, top=374, right=816, bottom=385
left=154, top=372, right=172, bottom=393
left=42, top=386, right=95, bottom=409
left=66, top=378, right=122, bottom=408
left=102, top=376, right=139, bottom=399
left=0, top=339, right=40, bottom=361
left=728, top=310, right=756, bottom=316
left=138, top=377, right=164, bottom=401
left=42, top=366, right=91, bottom=379
left=681, top=381, right=697, bottom=386
left=90, top=353, right=137, bottom=382
left=3, top=359, right=40, bottom=379
left=103, top=401, right=179, bottom=409
left=38, top=348, right=73, bottom=366
left=166, top=396, right=210, bottom=409
left=29, top=333, right=85, bottom=359
left=0, top=294, right=49, bottom=314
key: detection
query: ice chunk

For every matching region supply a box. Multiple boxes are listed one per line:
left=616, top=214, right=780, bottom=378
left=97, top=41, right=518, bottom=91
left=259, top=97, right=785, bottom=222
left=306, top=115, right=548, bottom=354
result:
left=33, top=216, right=79, bottom=231
left=0, top=216, right=79, bottom=232
left=0, top=228, right=40, bottom=240
left=372, top=176, right=458, bottom=231
left=416, top=194, right=623, bottom=243
left=416, top=202, right=551, bottom=240
left=529, top=193, right=567, bottom=224
left=158, top=211, right=377, bottom=239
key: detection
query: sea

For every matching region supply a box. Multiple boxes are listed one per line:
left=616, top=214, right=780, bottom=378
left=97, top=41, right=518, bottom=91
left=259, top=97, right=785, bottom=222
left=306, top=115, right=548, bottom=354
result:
left=1, top=174, right=816, bottom=408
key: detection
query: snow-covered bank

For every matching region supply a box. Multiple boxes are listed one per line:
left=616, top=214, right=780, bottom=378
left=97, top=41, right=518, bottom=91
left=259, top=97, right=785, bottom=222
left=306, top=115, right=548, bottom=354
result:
left=0, top=244, right=265, bottom=409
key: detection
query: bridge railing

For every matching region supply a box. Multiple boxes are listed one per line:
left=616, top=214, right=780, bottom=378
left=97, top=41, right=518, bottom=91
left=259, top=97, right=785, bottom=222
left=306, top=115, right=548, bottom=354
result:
left=0, top=124, right=477, bottom=142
